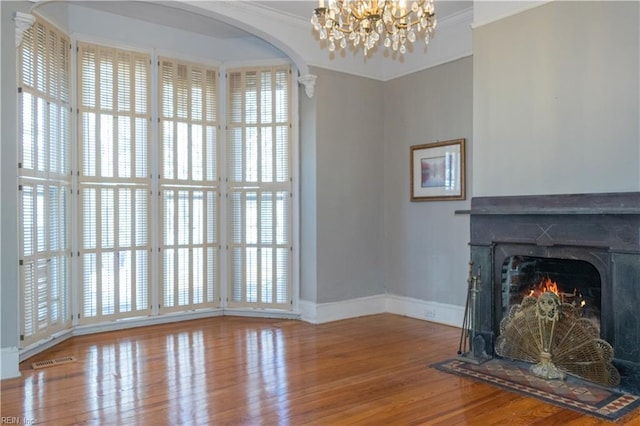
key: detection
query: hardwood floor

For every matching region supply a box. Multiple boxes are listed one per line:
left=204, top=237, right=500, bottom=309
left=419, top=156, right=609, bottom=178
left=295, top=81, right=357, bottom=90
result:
left=2, top=314, right=639, bottom=425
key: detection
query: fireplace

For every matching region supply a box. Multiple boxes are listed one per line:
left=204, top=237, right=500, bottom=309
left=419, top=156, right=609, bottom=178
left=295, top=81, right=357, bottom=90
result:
left=463, top=192, right=640, bottom=395
left=501, top=255, right=602, bottom=332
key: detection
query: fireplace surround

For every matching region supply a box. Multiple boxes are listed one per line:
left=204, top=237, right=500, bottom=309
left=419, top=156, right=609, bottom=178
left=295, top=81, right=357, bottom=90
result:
left=463, top=192, right=640, bottom=395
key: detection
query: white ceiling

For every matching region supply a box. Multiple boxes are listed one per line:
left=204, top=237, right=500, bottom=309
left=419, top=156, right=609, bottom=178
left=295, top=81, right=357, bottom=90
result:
left=75, top=1, right=472, bottom=40
left=72, top=1, right=254, bottom=38
left=254, top=1, right=472, bottom=23
left=46, top=0, right=476, bottom=80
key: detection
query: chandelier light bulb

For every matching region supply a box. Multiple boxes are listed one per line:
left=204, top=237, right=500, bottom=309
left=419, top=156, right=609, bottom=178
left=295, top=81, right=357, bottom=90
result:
left=311, top=0, right=436, bottom=56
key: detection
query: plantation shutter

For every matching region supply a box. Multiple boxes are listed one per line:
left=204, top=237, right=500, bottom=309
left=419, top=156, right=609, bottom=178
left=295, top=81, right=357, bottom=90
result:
left=18, top=18, right=71, bottom=346
left=159, top=58, right=220, bottom=312
left=77, top=42, right=151, bottom=323
left=227, top=66, right=292, bottom=309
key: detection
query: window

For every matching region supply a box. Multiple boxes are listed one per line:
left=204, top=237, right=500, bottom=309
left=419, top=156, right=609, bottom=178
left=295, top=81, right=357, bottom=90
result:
left=227, top=67, right=292, bottom=308
left=159, top=58, right=220, bottom=312
left=18, top=19, right=71, bottom=346
left=77, top=42, right=151, bottom=323
left=17, top=17, right=296, bottom=348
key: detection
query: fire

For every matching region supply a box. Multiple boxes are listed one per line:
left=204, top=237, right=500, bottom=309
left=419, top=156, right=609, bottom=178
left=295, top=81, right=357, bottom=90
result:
left=527, top=275, right=586, bottom=309
left=528, top=276, right=560, bottom=298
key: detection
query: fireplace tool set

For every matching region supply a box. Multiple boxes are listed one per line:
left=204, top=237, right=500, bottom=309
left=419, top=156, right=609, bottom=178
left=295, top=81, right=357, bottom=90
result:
left=458, top=261, right=490, bottom=364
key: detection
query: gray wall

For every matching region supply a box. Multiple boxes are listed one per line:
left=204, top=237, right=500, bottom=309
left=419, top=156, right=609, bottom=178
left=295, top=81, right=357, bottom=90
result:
left=473, top=1, right=640, bottom=196
left=312, top=67, right=386, bottom=303
left=302, top=58, right=473, bottom=308
left=383, top=57, right=473, bottom=306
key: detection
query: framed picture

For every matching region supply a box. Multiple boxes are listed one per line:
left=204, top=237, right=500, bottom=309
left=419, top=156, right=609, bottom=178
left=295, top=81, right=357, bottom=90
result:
left=410, top=138, right=465, bottom=201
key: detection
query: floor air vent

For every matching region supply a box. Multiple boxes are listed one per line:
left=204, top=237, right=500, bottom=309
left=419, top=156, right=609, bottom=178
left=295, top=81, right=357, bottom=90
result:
left=32, top=356, right=76, bottom=370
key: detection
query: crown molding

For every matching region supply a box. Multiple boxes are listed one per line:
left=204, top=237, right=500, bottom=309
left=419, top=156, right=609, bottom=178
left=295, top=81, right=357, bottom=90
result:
left=182, top=1, right=473, bottom=82
left=471, top=0, right=552, bottom=29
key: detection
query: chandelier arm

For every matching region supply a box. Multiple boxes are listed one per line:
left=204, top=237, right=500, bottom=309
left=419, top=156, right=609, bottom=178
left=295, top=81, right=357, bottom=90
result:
left=348, top=8, right=366, bottom=21
left=378, top=11, right=436, bottom=36
left=402, top=16, right=436, bottom=29
left=380, top=19, right=397, bottom=36
left=333, top=26, right=357, bottom=34
left=330, top=18, right=435, bottom=36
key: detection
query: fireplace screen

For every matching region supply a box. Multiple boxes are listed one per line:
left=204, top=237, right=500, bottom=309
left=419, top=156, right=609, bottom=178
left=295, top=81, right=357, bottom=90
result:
left=501, top=256, right=601, bottom=334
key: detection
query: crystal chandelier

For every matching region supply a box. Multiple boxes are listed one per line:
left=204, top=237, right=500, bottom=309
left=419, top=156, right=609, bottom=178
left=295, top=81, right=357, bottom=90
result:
left=310, top=0, right=436, bottom=56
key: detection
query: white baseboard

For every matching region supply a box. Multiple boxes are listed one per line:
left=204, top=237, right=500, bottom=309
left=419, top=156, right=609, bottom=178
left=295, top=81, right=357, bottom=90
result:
left=223, top=308, right=300, bottom=320
left=16, top=308, right=298, bottom=366
left=19, top=329, right=74, bottom=363
left=300, top=294, right=387, bottom=324
left=300, top=294, right=464, bottom=328
left=1, top=346, right=20, bottom=380
left=73, top=308, right=226, bottom=337
left=386, top=294, right=465, bottom=328
left=9, top=296, right=462, bottom=374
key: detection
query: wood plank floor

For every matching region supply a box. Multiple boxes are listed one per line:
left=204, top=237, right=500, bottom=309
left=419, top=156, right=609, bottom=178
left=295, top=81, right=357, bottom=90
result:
left=2, top=314, right=639, bottom=425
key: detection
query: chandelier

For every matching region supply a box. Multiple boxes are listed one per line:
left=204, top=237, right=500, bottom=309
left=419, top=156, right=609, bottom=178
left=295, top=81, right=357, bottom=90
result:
left=310, top=0, right=436, bottom=55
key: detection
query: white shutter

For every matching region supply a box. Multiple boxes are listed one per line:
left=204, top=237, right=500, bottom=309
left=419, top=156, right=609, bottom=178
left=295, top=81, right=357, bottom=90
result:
left=18, top=18, right=71, bottom=347
left=19, top=20, right=71, bottom=180
left=77, top=42, right=151, bottom=323
left=160, top=188, right=218, bottom=311
left=78, top=43, right=149, bottom=183
left=159, top=58, right=219, bottom=312
left=79, top=186, right=150, bottom=321
left=159, top=58, right=218, bottom=185
left=19, top=182, right=71, bottom=345
left=226, top=67, right=292, bottom=309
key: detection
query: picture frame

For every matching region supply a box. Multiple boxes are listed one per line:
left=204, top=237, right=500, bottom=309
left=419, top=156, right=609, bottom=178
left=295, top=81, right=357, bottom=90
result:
left=410, top=138, right=465, bottom=201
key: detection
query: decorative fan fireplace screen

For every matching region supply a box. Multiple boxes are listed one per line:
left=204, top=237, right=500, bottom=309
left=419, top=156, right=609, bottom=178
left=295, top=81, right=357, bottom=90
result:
left=495, top=256, right=619, bottom=387
left=495, top=291, right=620, bottom=387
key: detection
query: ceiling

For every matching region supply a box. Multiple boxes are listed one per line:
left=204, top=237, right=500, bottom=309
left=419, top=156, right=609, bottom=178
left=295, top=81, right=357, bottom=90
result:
left=71, top=1, right=253, bottom=39
left=73, top=1, right=473, bottom=40
left=254, top=1, right=472, bottom=23
left=43, top=0, right=475, bottom=80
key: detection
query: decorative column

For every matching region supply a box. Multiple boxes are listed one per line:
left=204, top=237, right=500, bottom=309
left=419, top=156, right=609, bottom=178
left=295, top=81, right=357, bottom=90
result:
left=13, top=12, right=36, bottom=48
left=298, top=74, right=317, bottom=99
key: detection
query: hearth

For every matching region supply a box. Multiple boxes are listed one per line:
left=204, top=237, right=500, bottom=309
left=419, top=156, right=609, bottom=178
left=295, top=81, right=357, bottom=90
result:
left=460, top=192, right=640, bottom=395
